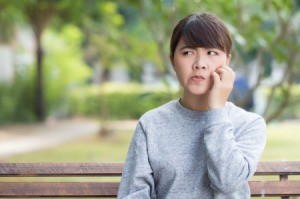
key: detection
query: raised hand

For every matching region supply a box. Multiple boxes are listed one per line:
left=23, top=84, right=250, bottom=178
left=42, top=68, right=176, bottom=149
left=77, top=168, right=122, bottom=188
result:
left=208, top=66, right=235, bottom=110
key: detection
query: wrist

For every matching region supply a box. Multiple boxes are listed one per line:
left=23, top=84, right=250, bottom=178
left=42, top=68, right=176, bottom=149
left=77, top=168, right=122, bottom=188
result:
left=208, top=102, right=226, bottom=110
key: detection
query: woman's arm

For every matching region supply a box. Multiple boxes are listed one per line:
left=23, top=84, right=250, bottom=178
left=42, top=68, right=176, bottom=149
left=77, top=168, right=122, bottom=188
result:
left=118, top=122, right=156, bottom=199
left=203, top=109, right=266, bottom=194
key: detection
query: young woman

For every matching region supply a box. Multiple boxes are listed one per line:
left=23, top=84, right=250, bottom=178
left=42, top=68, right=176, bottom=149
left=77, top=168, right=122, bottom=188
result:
left=118, top=12, right=266, bottom=199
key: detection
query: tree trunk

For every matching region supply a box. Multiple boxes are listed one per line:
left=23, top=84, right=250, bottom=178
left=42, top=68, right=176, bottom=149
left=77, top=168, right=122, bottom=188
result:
left=35, top=31, right=45, bottom=120
left=26, top=2, right=55, bottom=121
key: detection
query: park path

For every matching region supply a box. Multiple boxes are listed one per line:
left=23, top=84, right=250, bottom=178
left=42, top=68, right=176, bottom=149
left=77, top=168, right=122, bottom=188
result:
left=0, top=118, right=101, bottom=159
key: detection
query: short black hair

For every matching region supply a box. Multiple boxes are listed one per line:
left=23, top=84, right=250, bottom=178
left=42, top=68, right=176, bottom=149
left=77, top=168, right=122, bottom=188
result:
left=170, top=12, right=232, bottom=59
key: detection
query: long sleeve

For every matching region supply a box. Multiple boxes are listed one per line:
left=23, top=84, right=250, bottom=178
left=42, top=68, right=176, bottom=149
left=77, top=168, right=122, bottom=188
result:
left=203, top=108, right=266, bottom=194
left=118, top=122, right=156, bottom=199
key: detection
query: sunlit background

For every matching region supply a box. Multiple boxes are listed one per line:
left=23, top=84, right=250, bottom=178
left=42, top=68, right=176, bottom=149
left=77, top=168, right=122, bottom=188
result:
left=0, top=0, right=299, bottom=163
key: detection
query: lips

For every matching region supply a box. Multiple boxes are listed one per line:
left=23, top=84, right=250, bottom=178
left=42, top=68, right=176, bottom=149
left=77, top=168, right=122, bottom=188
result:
left=191, top=75, right=205, bottom=82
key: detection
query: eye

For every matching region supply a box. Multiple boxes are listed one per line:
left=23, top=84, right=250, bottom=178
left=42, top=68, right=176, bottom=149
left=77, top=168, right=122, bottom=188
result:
left=207, top=51, right=218, bottom=55
left=183, top=51, right=193, bottom=56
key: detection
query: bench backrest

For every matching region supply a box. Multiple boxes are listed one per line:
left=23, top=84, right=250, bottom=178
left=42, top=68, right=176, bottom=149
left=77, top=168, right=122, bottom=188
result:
left=1, top=161, right=300, bottom=198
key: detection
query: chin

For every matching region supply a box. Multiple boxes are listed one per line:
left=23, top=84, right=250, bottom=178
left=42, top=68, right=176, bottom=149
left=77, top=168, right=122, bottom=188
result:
left=189, top=88, right=208, bottom=96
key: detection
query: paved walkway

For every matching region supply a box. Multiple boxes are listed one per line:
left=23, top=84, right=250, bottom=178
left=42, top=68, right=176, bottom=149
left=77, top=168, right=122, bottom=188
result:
left=0, top=118, right=101, bottom=159
left=0, top=118, right=138, bottom=160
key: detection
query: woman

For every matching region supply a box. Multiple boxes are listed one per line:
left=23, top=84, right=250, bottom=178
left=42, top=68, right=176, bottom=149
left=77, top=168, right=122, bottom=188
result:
left=118, top=12, right=266, bottom=199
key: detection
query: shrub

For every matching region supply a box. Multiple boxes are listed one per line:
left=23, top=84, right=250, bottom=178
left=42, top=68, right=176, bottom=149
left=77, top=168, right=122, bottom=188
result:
left=69, top=83, right=179, bottom=119
left=0, top=72, right=36, bottom=124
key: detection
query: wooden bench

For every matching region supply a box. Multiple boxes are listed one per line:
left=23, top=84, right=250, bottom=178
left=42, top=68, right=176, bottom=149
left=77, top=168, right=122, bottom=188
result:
left=0, top=161, right=300, bottom=198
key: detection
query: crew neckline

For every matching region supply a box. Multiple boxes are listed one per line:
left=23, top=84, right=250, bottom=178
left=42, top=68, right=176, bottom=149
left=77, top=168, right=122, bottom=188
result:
left=172, top=99, right=211, bottom=120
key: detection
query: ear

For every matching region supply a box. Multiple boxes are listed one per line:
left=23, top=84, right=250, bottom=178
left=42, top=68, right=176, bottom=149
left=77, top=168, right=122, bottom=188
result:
left=170, top=55, right=175, bottom=70
left=226, top=54, right=232, bottom=66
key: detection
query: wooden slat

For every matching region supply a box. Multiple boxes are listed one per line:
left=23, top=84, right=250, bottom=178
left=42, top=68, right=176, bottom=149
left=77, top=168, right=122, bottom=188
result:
left=1, top=162, right=300, bottom=197
left=255, top=161, right=300, bottom=175
left=2, top=181, right=300, bottom=198
left=1, top=162, right=300, bottom=177
left=249, top=181, right=300, bottom=197
left=2, top=182, right=300, bottom=198
left=0, top=163, right=124, bottom=177
left=0, top=182, right=119, bottom=197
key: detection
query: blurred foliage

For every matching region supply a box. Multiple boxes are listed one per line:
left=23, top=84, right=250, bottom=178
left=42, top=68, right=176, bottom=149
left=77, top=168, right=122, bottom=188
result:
left=0, top=70, right=36, bottom=123
left=43, top=25, right=91, bottom=117
left=262, top=84, right=300, bottom=120
left=0, top=0, right=299, bottom=123
left=69, top=83, right=179, bottom=119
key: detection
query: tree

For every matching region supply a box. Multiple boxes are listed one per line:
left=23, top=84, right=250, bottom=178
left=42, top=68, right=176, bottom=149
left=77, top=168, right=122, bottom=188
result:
left=0, top=0, right=84, bottom=120
left=26, top=1, right=56, bottom=120
left=121, top=0, right=195, bottom=77
left=218, top=0, right=300, bottom=122
left=0, top=1, right=21, bottom=43
left=75, top=1, right=125, bottom=83
left=122, top=0, right=300, bottom=123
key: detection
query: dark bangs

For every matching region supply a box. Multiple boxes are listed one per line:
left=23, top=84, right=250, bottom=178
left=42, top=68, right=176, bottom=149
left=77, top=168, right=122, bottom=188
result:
left=170, top=13, right=232, bottom=58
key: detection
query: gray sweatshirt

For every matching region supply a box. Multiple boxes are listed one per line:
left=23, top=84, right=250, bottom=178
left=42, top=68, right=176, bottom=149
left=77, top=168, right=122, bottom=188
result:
left=118, top=99, right=266, bottom=199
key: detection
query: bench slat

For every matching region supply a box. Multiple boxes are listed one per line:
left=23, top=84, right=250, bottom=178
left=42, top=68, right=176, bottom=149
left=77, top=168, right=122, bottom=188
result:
left=255, top=161, right=300, bottom=175
left=0, top=163, right=124, bottom=177
left=1, top=181, right=300, bottom=197
left=250, top=181, right=300, bottom=196
left=1, top=161, right=300, bottom=177
left=0, top=182, right=119, bottom=197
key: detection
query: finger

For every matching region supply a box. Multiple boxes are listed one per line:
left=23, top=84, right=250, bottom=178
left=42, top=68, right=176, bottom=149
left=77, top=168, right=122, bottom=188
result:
left=222, top=65, right=234, bottom=73
left=223, top=66, right=235, bottom=80
left=218, top=66, right=235, bottom=81
left=211, top=71, right=221, bottom=85
left=223, top=66, right=234, bottom=76
left=219, top=66, right=231, bottom=73
left=223, top=65, right=231, bottom=69
left=216, top=67, right=228, bottom=80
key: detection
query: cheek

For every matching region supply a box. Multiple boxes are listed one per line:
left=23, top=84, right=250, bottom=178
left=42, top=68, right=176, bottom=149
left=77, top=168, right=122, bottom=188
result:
left=173, top=59, right=187, bottom=74
left=209, top=57, right=227, bottom=71
left=209, top=65, right=220, bottom=74
left=172, top=62, right=185, bottom=83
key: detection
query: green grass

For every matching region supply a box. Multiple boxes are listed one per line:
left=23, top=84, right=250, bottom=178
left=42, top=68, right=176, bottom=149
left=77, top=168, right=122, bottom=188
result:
left=261, top=120, right=300, bottom=161
left=4, top=130, right=133, bottom=163
left=4, top=120, right=300, bottom=162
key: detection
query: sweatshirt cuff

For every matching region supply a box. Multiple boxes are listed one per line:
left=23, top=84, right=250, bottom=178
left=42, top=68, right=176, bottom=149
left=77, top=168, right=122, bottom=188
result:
left=205, top=108, right=231, bottom=126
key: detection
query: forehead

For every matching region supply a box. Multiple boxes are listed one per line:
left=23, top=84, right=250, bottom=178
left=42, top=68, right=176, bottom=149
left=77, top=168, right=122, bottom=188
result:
left=175, top=38, right=220, bottom=51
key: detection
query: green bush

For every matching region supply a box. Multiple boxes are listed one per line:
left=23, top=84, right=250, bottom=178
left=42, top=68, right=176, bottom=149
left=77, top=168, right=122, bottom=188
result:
left=69, top=83, right=179, bottom=119
left=0, top=72, right=36, bottom=124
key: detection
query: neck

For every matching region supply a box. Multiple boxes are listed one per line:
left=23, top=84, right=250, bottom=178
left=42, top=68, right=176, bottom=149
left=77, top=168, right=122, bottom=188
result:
left=180, top=94, right=209, bottom=111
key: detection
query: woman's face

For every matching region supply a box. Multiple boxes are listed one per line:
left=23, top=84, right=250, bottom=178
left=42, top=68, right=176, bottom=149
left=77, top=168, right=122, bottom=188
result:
left=171, top=38, right=231, bottom=96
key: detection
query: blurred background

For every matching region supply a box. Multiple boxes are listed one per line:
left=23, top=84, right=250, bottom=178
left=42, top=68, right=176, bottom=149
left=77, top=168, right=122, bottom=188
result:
left=0, top=0, right=299, bottom=163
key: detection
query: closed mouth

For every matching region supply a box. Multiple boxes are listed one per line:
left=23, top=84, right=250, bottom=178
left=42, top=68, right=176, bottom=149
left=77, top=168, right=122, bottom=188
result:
left=191, top=75, right=205, bottom=81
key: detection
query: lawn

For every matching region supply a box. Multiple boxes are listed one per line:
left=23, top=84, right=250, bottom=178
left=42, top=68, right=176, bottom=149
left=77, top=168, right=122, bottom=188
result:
left=4, top=119, right=300, bottom=162
left=4, top=130, right=133, bottom=163
left=261, top=120, right=300, bottom=161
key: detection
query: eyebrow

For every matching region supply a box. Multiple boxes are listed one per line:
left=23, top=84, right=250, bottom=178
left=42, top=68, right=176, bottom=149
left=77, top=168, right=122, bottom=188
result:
left=179, top=45, right=223, bottom=52
left=178, top=45, right=196, bottom=51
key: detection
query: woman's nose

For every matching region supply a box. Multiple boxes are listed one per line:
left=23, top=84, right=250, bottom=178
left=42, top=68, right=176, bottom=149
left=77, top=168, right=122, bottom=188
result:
left=193, top=49, right=208, bottom=70
left=194, top=65, right=207, bottom=70
left=193, top=58, right=207, bottom=70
